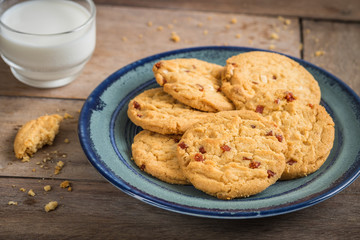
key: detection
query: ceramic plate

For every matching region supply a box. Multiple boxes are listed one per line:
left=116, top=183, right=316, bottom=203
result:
left=78, top=46, right=360, bottom=219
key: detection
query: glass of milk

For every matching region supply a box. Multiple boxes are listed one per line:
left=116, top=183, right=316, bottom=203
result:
left=0, top=0, right=96, bottom=88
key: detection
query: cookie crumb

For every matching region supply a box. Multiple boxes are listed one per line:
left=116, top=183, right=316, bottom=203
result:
left=305, top=29, right=311, bottom=34
left=121, top=36, right=128, bottom=42
left=156, top=26, right=163, bottom=31
left=299, top=43, right=303, bottom=50
left=28, top=189, right=36, bottom=197
left=235, top=33, right=241, bottom=39
left=63, top=113, right=73, bottom=119
left=167, top=24, right=174, bottom=29
left=203, top=30, right=208, bottom=35
left=270, top=33, right=279, bottom=40
left=314, top=50, right=325, bottom=57
left=230, top=18, right=237, bottom=24
left=8, top=201, right=18, bottom=205
left=64, top=138, right=70, bottom=144
left=44, top=201, right=58, bottom=212
left=147, top=21, right=153, bottom=27
left=225, top=24, right=231, bottom=30
left=32, top=168, right=36, bottom=172
left=269, top=44, right=276, bottom=50
left=170, top=32, right=180, bottom=42
left=60, top=180, right=70, bottom=189
left=54, top=160, right=64, bottom=175
left=197, top=23, right=203, bottom=27
left=19, top=187, right=26, bottom=192
left=138, top=34, right=143, bottom=39
left=44, top=185, right=52, bottom=192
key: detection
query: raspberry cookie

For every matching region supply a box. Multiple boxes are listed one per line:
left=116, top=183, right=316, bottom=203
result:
left=14, top=114, right=63, bottom=162
left=266, top=102, right=335, bottom=180
left=153, top=58, right=234, bottom=112
left=176, top=110, right=287, bottom=199
left=221, top=51, right=321, bottom=109
left=132, top=130, right=189, bottom=185
left=127, top=88, right=212, bottom=135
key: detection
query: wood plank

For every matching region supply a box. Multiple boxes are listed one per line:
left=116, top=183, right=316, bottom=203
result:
left=0, top=5, right=300, bottom=99
left=95, top=0, right=360, bottom=21
left=1, top=177, right=359, bottom=239
left=302, top=20, right=360, bottom=95
left=0, top=96, right=103, bottom=181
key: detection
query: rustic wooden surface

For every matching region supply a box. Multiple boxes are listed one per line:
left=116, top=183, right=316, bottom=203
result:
left=1, top=1, right=359, bottom=239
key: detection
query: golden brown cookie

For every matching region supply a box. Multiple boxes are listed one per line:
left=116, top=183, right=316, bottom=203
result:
left=153, top=58, right=234, bottom=112
left=127, top=88, right=213, bottom=135
left=266, top=102, right=335, bottom=180
left=14, top=114, right=63, bottom=161
left=221, top=51, right=321, bottom=109
left=131, top=130, right=189, bottom=185
left=177, top=110, right=287, bottom=200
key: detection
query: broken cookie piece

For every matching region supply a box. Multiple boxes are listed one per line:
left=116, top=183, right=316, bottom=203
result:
left=14, top=114, right=63, bottom=162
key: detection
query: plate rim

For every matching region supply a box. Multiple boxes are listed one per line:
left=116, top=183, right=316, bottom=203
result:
left=78, top=46, right=360, bottom=219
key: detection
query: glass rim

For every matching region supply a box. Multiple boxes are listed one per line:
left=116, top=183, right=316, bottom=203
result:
left=0, top=0, right=96, bottom=36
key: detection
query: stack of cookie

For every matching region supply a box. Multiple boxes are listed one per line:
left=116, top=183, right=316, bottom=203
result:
left=128, top=51, right=335, bottom=200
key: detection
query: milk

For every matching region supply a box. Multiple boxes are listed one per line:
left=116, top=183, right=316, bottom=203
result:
left=0, top=0, right=96, bottom=88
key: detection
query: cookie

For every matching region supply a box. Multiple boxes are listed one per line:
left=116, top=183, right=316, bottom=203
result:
left=127, top=88, right=212, bottom=135
left=221, top=51, right=321, bottom=109
left=153, top=58, right=234, bottom=112
left=14, top=114, right=63, bottom=162
left=131, top=130, right=189, bottom=185
left=244, top=88, right=315, bottom=115
left=176, top=110, right=287, bottom=199
left=266, top=102, right=335, bottom=180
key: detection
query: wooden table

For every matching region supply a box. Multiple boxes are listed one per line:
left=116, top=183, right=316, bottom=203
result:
left=1, top=1, right=359, bottom=239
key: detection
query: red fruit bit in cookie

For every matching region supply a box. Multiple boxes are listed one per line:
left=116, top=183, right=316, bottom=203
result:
left=231, top=63, right=238, bottom=67
left=275, top=134, right=283, bottom=142
left=272, top=75, right=277, bottom=80
left=274, top=98, right=280, bottom=104
left=194, top=153, right=204, bottom=162
left=308, top=103, right=314, bottom=109
left=155, top=62, right=162, bottom=69
left=217, top=87, right=222, bottom=92
left=287, top=159, right=297, bottom=165
left=284, top=91, right=296, bottom=102
left=178, top=142, right=188, bottom=149
left=267, top=170, right=276, bottom=178
left=243, top=157, right=252, bottom=160
left=255, top=105, right=264, bottom=114
left=133, top=101, right=141, bottom=110
left=192, top=65, right=197, bottom=69
left=199, top=146, right=206, bottom=154
left=250, top=125, right=256, bottom=129
left=221, top=144, right=231, bottom=152
left=196, top=84, right=204, bottom=91
left=252, top=81, right=259, bottom=85
left=265, top=130, right=273, bottom=136
left=249, top=161, right=261, bottom=169
left=140, top=164, right=146, bottom=171
left=173, top=138, right=180, bottom=143
left=136, top=114, right=142, bottom=118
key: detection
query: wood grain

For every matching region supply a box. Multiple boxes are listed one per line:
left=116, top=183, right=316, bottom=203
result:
left=0, top=5, right=300, bottom=99
left=94, top=0, right=360, bottom=21
left=302, top=20, right=360, bottom=95
left=1, top=177, right=359, bottom=239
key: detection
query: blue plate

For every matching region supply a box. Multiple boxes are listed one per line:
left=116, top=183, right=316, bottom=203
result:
left=78, top=46, right=360, bottom=219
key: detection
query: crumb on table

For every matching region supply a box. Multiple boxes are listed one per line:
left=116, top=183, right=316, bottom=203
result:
left=28, top=189, right=36, bottom=197
left=44, top=201, right=58, bottom=212
left=8, top=201, right=18, bottom=205
left=44, top=185, right=52, bottom=192
left=54, top=160, right=64, bottom=175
